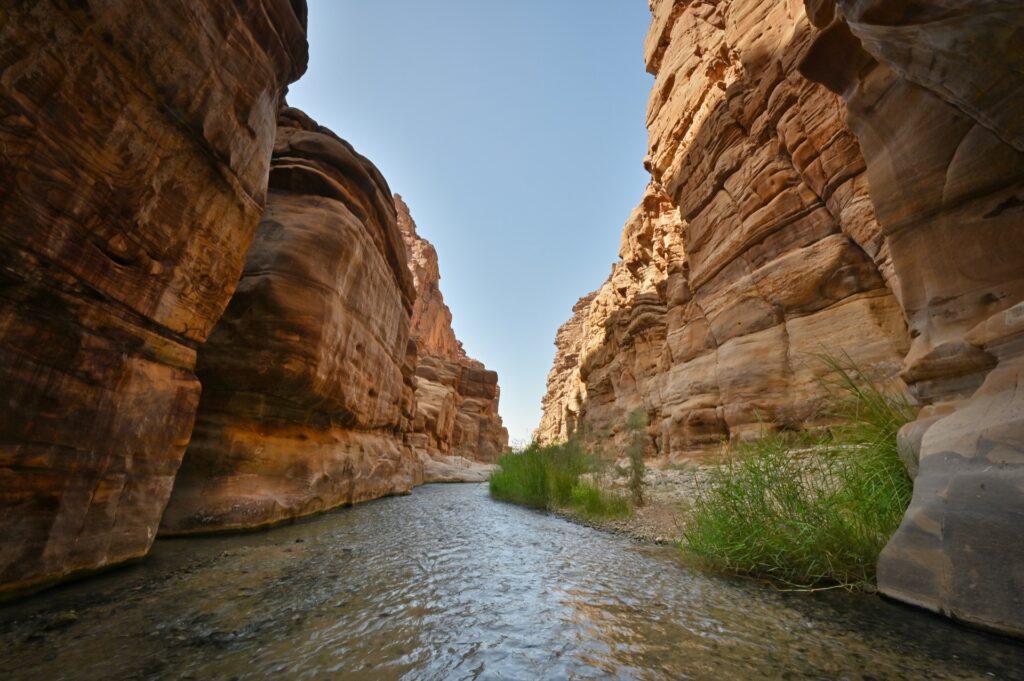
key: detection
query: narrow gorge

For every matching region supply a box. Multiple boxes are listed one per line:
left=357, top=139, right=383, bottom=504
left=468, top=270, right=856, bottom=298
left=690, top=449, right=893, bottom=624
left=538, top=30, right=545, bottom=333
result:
left=0, top=0, right=1022, bottom=677
left=1, top=1, right=506, bottom=591
left=539, top=0, right=1024, bottom=638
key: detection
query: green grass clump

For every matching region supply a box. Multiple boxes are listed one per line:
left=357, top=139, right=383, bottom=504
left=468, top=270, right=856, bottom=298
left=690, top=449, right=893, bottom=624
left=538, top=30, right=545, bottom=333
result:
left=570, top=482, right=632, bottom=520
left=490, top=436, right=632, bottom=519
left=489, top=437, right=589, bottom=509
left=681, top=356, right=916, bottom=589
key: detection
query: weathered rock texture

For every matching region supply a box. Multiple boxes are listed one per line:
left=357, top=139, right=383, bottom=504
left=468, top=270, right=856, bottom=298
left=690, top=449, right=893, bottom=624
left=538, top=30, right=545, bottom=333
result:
left=540, top=0, right=1024, bottom=639
left=0, top=1, right=307, bottom=596
left=160, top=109, right=423, bottom=534
left=397, top=196, right=509, bottom=468
left=537, top=0, right=910, bottom=459
left=801, top=0, right=1024, bottom=638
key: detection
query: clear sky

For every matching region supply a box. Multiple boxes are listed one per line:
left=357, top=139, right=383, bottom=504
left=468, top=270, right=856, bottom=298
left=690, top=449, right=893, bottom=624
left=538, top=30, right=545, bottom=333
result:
left=289, top=1, right=653, bottom=445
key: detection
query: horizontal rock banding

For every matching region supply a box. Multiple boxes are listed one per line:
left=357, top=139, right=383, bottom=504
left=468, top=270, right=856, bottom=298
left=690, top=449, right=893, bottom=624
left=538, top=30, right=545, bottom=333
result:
left=802, top=0, right=1024, bottom=638
left=396, top=196, right=509, bottom=472
left=0, top=0, right=307, bottom=596
left=159, top=109, right=423, bottom=534
left=537, top=0, right=908, bottom=458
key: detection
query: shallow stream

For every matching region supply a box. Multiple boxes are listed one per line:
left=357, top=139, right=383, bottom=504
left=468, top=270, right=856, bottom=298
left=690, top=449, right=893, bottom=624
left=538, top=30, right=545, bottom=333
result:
left=1, top=484, right=1021, bottom=680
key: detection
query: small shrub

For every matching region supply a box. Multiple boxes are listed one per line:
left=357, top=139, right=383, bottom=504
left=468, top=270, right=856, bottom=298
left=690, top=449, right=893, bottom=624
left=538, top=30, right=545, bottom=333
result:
left=625, top=409, right=648, bottom=507
left=681, top=356, right=915, bottom=589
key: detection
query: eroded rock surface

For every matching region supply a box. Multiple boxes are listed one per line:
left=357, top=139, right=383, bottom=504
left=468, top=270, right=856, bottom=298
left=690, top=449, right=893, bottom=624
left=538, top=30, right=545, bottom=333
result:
left=538, top=1, right=909, bottom=459
left=397, top=196, right=509, bottom=467
left=802, top=0, right=1024, bottom=638
left=0, top=1, right=307, bottom=595
left=540, top=0, right=1024, bottom=639
left=159, top=109, right=422, bottom=534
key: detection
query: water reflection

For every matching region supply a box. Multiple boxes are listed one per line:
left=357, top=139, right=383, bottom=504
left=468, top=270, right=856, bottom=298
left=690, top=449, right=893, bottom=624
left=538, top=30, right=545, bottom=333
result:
left=0, top=484, right=1021, bottom=680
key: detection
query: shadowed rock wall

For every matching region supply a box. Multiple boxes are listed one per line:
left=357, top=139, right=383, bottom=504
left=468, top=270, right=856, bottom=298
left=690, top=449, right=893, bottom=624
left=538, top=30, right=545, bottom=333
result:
left=537, top=0, right=909, bottom=459
left=801, top=0, right=1024, bottom=638
left=0, top=1, right=307, bottom=596
left=396, top=197, right=509, bottom=466
left=160, top=109, right=423, bottom=535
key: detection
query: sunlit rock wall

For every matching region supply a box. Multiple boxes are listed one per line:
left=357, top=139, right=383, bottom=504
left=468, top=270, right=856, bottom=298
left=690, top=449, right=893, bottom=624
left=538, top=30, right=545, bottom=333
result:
left=396, top=197, right=509, bottom=465
left=801, top=0, right=1024, bottom=638
left=537, top=0, right=909, bottom=459
left=0, top=1, right=307, bottom=596
left=160, top=108, right=422, bottom=535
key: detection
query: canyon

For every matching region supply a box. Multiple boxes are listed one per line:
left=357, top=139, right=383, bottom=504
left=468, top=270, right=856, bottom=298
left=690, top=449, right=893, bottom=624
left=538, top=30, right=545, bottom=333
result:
left=1, top=1, right=506, bottom=589
left=0, top=0, right=1021, bottom=649
left=539, top=0, right=1023, bottom=637
left=398, top=195, right=509, bottom=478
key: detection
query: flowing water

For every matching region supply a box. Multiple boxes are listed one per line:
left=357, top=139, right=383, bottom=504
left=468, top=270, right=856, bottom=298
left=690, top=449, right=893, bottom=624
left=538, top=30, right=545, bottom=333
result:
left=1, top=484, right=1021, bottom=680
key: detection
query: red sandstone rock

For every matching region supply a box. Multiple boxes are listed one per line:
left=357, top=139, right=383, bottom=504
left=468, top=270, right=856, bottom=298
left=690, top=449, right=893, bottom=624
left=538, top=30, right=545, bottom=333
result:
left=0, top=1, right=307, bottom=597
left=396, top=196, right=509, bottom=467
left=538, top=0, right=908, bottom=458
left=542, top=0, right=1024, bottom=639
left=159, top=109, right=422, bottom=534
left=802, top=0, right=1024, bottom=639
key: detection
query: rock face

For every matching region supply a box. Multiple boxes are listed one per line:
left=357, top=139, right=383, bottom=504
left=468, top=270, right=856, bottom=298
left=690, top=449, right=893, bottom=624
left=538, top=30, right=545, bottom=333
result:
left=537, top=0, right=910, bottom=459
left=801, top=0, right=1024, bottom=638
left=160, top=109, right=423, bottom=534
left=396, top=196, right=509, bottom=469
left=541, top=0, right=1024, bottom=639
left=0, top=1, right=307, bottom=596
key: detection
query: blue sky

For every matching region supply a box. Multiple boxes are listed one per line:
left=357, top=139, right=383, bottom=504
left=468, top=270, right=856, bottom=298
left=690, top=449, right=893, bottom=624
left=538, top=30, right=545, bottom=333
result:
left=290, top=1, right=653, bottom=444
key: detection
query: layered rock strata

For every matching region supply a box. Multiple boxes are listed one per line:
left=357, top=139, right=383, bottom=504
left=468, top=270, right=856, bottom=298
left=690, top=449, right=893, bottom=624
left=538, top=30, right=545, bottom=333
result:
left=541, top=0, right=1024, bottom=639
left=397, top=196, right=509, bottom=469
left=801, top=0, right=1024, bottom=638
left=538, top=0, right=910, bottom=459
left=0, top=1, right=307, bottom=596
left=160, top=109, right=423, bottom=534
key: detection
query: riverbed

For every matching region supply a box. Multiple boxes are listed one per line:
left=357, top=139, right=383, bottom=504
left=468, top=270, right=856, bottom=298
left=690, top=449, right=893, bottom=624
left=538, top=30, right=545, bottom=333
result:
left=1, top=484, right=1021, bottom=680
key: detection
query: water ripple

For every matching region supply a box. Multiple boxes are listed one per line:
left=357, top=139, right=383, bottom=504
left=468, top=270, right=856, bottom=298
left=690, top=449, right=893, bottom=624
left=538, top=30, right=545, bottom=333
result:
left=0, top=484, right=1021, bottom=680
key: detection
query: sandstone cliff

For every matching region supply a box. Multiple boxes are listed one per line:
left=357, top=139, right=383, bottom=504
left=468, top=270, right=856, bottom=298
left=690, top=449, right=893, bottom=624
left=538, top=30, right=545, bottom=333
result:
left=540, top=0, right=1024, bottom=639
left=160, top=109, right=423, bottom=534
left=396, top=196, right=509, bottom=468
left=0, top=1, right=307, bottom=596
left=538, top=0, right=909, bottom=459
left=801, top=0, right=1024, bottom=639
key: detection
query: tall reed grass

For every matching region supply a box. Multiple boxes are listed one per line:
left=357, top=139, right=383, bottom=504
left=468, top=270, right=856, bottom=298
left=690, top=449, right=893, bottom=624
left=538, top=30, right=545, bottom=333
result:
left=489, top=437, right=631, bottom=519
left=681, top=356, right=916, bottom=589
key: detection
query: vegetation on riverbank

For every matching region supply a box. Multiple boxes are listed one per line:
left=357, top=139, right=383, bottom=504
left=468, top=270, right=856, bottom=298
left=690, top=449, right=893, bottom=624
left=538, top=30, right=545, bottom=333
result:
left=681, top=356, right=916, bottom=589
left=489, top=437, right=632, bottom=520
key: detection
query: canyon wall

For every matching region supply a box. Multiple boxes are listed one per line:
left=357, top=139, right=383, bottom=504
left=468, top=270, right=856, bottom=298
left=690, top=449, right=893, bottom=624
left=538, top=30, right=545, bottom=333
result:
left=1, top=1, right=508, bottom=572
left=801, top=0, right=1024, bottom=638
left=160, top=109, right=423, bottom=534
left=540, top=0, right=1024, bottom=638
left=397, top=197, right=509, bottom=468
left=0, top=1, right=307, bottom=596
left=538, top=0, right=910, bottom=458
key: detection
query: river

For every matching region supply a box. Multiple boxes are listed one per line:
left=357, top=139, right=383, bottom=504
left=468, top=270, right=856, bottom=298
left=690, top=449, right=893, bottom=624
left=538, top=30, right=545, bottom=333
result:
left=1, top=484, right=1021, bottom=680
